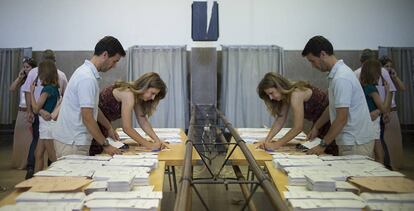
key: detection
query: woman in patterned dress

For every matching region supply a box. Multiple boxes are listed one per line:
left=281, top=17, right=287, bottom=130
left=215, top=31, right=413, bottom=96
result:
left=90, top=72, right=167, bottom=155
left=257, top=72, right=337, bottom=155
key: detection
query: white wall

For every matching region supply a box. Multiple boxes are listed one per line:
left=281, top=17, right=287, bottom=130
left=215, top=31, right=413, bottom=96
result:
left=1, top=0, right=413, bottom=50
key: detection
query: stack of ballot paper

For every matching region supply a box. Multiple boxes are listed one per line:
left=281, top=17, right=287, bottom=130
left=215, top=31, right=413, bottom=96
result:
left=366, top=202, right=414, bottom=211
left=107, top=175, right=135, bottom=192
left=288, top=199, right=366, bottom=211
left=86, top=191, right=162, bottom=201
left=105, top=158, right=158, bottom=170
left=275, top=128, right=307, bottom=140
left=284, top=191, right=362, bottom=201
left=117, top=129, right=146, bottom=139
left=84, top=181, right=108, bottom=195
left=58, top=155, right=111, bottom=161
left=237, top=128, right=270, bottom=143
left=237, top=128, right=307, bottom=143
left=360, top=193, right=414, bottom=203
left=34, top=159, right=105, bottom=177
left=153, top=128, right=181, bottom=133
left=34, top=166, right=95, bottom=178
left=237, top=128, right=270, bottom=133
left=113, top=154, right=158, bottom=160
left=273, top=158, right=327, bottom=170
left=288, top=173, right=308, bottom=186
left=85, top=199, right=159, bottom=211
left=272, top=154, right=318, bottom=160
left=164, top=138, right=182, bottom=144
left=131, top=172, right=152, bottom=186
left=93, top=169, right=150, bottom=186
left=361, top=193, right=414, bottom=211
left=319, top=155, right=372, bottom=161
left=131, top=186, right=154, bottom=192
left=117, top=128, right=182, bottom=140
left=286, top=186, right=308, bottom=192
left=0, top=202, right=84, bottom=211
left=16, top=192, right=85, bottom=203
left=288, top=171, right=347, bottom=186
left=305, top=175, right=336, bottom=192
left=299, top=138, right=321, bottom=150
left=335, top=181, right=359, bottom=194
left=156, top=133, right=181, bottom=139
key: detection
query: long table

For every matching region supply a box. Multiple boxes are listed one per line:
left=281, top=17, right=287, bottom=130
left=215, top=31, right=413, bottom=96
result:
left=225, top=140, right=301, bottom=166
left=120, top=129, right=201, bottom=192
left=0, top=161, right=166, bottom=207
left=264, top=161, right=288, bottom=199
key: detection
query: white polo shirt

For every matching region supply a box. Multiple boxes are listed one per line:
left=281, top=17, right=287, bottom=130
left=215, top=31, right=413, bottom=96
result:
left=328, top=60, right=376, bottom=145
left=354, top=67, right=397, bottom=108
left=53, top=60, right=100, bottom=146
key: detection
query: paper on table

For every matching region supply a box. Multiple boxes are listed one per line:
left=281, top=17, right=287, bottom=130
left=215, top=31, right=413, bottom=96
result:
left=366, top=202, right=414, bottom=211
left=284, top=191, right=362, bottom=200
left=360, top=192, right=414, bottom=202
left=275, top=128, right=307, bottom=140
left=16, top=192, right=86, bottom=202
left=300, top=138, right=321, bottom=149
left=107, top=137, right=125, bottom=149
left=164, top=138, right=182, bottom=144
left=0, top=202, right=83, bottom=211
left=85, top=199, right=159, bottom=210
left=288, top=199, right=366, bottom=210
left=86, top=191, right=162, bottom=201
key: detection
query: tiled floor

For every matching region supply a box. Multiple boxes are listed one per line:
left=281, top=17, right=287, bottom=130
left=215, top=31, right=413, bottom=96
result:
left=1, top=132, right=413, bottom=210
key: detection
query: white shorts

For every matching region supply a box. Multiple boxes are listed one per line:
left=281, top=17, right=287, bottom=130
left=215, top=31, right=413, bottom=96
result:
left=371, top=117, right=380, bottom=140
left=39, top=117, right=56, bottom=139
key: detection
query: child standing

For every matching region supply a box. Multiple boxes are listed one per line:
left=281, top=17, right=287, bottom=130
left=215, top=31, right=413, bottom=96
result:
left=360, top=59, right=392, bottom=164
left=30, top=60, right=60, bottom=173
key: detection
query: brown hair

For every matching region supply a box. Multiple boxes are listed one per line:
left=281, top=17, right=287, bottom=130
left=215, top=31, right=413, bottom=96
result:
left=257, top=72, right=309, bottom=116
left=42, top=49, right=56, bottom=62
left=360, top=59, right=381, bottom=86
left=114, top=72, right=167, bottom=116
left=379, top=56, right=393, bottom=67
left=38, top=59, right=59, bottom=88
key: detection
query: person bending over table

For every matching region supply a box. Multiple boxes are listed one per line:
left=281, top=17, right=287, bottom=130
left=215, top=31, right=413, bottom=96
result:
left=90, top=72, right=168, bottom=155
left=257, top=72, right=337, bottom=155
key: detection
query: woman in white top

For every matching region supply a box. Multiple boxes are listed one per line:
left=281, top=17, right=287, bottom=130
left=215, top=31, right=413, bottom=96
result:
left=9, top=57, right=37, bottom=169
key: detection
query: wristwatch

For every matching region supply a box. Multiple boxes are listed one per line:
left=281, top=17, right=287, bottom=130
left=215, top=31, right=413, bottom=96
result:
left=102, top=138, right=110, bottom=147
left=319, top=139, right=329, bottom=148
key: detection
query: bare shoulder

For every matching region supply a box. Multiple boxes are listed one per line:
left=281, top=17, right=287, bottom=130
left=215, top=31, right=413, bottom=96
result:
left=291, top=88, right=306, bottom=99
left=113, top=88, right=134, bottom=102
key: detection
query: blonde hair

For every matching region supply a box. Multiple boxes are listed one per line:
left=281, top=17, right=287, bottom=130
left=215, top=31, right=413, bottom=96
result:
left=257, top=72, right=309, bottom=116
left=114, top=72, right=167, bottom=116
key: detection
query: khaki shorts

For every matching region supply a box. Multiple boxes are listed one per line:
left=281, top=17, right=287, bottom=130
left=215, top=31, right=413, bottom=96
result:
left=338, top=140, right=375, bottom=158
left=54, top=140, right=90, bottom=159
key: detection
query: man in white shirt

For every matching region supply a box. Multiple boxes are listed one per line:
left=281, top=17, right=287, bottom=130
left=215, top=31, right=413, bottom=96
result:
left=302, top=36, right=376, bottom=157
left=53, top=36, right=125, bottom=157
left=21, top=49, right=68, bottom=179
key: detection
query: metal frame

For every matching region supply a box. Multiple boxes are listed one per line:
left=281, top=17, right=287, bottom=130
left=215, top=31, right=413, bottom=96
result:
left=174, top=106, right=288, bottom=211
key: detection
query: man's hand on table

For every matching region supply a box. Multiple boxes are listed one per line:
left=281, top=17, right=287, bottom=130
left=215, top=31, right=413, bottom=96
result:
left=306, top=145, right=325, bottom=155
left=103, top=145, right=121, bottom=156
left=107, top=128, right=120, bottom=141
